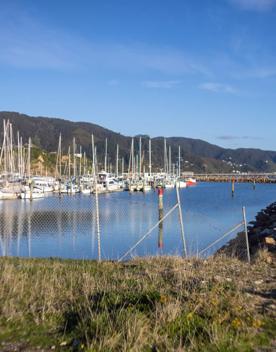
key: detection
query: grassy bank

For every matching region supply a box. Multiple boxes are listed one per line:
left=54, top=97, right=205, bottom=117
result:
left=0, top=253, right=275, bottom=351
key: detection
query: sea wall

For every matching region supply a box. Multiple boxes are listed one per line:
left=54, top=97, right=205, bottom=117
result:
left=218, top=202, right=276, bottom=259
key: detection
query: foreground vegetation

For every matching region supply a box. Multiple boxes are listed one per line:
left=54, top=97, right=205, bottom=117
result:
left=0, top=252, right=275, bottom=351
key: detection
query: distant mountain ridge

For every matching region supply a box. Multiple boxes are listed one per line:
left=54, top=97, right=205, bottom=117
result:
left=1, top=111, right=276, bottom=173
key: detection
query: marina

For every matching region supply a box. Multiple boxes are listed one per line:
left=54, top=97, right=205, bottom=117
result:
left=1, top=119, right=275, bottom=261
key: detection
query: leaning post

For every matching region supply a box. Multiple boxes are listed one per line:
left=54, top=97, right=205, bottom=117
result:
left=242, top=206, right=251, bottom=263
left=176, top=185, right=187, bottom=258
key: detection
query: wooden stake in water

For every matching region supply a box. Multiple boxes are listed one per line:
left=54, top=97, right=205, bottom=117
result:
left=231, top=177, right=235, bottom=197
left=158, top=187, right=164, bottom=249
left=253, top=179, right=256, bottom=190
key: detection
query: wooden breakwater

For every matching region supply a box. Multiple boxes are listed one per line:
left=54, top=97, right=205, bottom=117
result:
left=195, top=174, right=276, bottom=184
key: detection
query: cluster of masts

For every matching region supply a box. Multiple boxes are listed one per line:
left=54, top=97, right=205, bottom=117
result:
left=0, top=119, right=196, bottom=200
left=0, top=120, right=31, bottom=179
left=55, top=133, right=183, bottom=180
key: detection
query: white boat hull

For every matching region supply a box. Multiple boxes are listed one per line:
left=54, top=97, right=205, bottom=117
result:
left=20, top=192, right=45, bottom=199
left=0, top=191, right=18, bottom=200
left=176, top=181, right=187, bottom=188
left=142, top=185, right=152, bottom=192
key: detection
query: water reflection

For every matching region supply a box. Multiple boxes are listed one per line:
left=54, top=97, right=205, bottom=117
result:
left=0, top=183, right=275, bottom=260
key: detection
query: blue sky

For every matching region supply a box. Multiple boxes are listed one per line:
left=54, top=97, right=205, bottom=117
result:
left=0, top=0, right=276, bottom=150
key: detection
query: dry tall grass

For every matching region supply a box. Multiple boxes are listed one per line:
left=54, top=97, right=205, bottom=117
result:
left=0, top=253, right=275, bottom=351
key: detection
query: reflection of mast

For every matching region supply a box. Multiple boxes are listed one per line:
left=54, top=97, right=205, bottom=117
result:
left=0, top=207, right=5, bottom=256
left=92, top=134, right=101, bottom=261
left=57, top=200, right=62, bottom=250
left=158, top=187, right=164, bottom=249
left=72, top=207, right=77, bottom=251
left=17, top=200, right=24, bottom=256
left=27, top=202, right=32, bottom=257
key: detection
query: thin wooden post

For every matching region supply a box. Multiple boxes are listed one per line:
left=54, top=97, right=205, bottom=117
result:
left=242, top=206, right=251, bottom=263
left=176, top=185, right=187, bottom=257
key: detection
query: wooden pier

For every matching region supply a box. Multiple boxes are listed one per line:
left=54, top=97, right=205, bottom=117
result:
left=194, top=173, right=276, bottom=184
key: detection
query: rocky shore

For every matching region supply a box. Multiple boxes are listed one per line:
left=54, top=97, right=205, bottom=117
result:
left=218, top=202, right=276, bottom=260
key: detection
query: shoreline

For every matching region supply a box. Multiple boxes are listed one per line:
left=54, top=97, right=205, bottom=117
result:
left=218, top=202, right=276, bottom=260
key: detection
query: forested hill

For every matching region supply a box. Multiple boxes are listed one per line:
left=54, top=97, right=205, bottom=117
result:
left=1, top=111, right=276, bottom=173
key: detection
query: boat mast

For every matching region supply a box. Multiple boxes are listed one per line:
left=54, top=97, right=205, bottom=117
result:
left=20, top=137, right=23, bottom=176
left=91, top=134, right=96, bottom=177
left=10, top=123, right=14, bottom=174
left=164, top=138, right=167, bottom=174
left=132, top=138, right=135, bottom=177
left=169, top=145, right=171, bottom=176
left=83, top=151, right=86, bottom=175
left=27, top=137, right=31, bottom=181
left=116, top=144, right=119, bottom=177
left=17, top=131, right=20, bottom=176
left=139, top=137, right=142, bottom=176
left=56, top=133, right=62, bottom=178
left=68, top=146, right=71, bottom=179
left=104, top=138, right=107, bottom=172
left=122, top=157, right=124, bottom=175
left=79, top=145, right=82, bottom=176
left=128, top=138, right=134, bottom=178
left=149, top=138, right=152, bottom=176
left=73, top=137, right=76, bottom=178
left=178, top=145, right=181, bottom=178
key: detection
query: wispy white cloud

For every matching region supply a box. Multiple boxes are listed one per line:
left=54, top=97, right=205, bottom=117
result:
left=217, top=135, right=263, bottom=140
left=229, top=0, right=276, bottom=11
left=0, top=11, right=79, bottom=70
left=142, top=80, right=181, bottom=89
left=246, top=67, right=276, bottom=78
left=199, top=82, right=237, bottom=94
left=0, top=2, right=275, bottom=91
left=0, top=5, right=212, bottom=77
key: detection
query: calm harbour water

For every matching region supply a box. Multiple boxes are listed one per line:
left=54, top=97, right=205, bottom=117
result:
left=0, top=182, right=275, bottom=260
